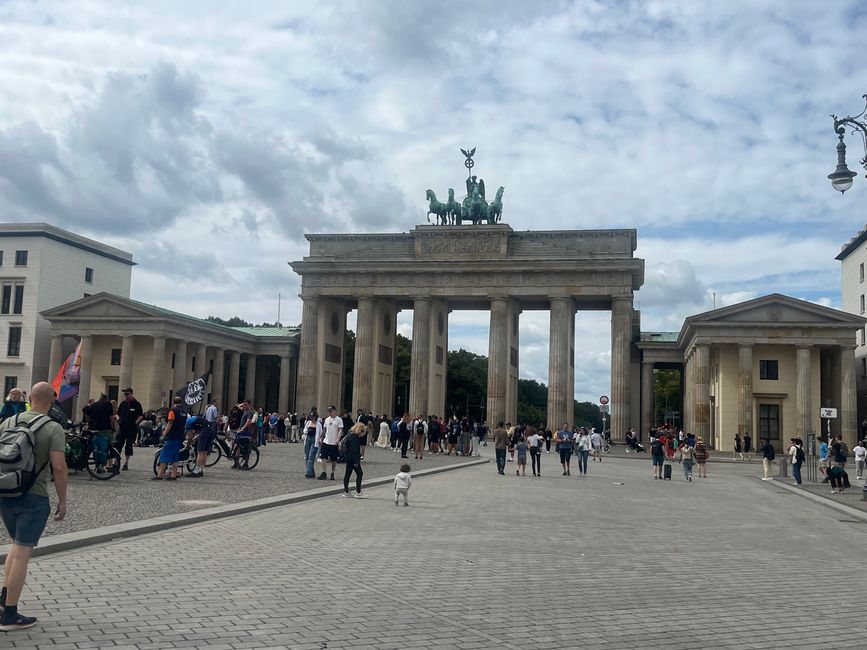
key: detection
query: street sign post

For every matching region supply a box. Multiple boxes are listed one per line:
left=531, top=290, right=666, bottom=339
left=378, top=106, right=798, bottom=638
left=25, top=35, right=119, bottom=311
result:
left=820, top=407, right=837, bottom=440
left=599, top=395, right=609, bottom=405
left=599, top=404, right=610, bottom=414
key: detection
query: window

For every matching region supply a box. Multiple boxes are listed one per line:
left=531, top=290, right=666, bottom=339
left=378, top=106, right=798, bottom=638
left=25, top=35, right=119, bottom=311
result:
left=0, top=285, right=10, bottom=315
left=171, top=352, right=175, bottom=369
left=758, top=404, right=780, bottom=440
left=863, top=357, right=866, bottom=379
left=861, top=262, right=865, bottom=282
left=83, top=293, right=91, bottom=299
left=192, top=356, right=196, bottom=373
left=862, top=294, right=865, bottom=314
left=3, top=376, right=16, bottom=397
left=12, top=285, right=23, bottom=315
left=110, top=348, right=122, bottom=365
left=759, top=360, right=779, bottom=380
left=14, top=250, right=27, bottom=267
left=85, top=267, right=93, bottom=283
left=107, top=385, right=119, bottom=402
left=0, top=251, right=4, bottom=267
left=7, top=326, right=21, bottom=357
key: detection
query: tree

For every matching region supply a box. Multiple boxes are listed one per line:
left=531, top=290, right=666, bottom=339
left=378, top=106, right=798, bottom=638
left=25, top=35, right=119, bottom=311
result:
left=392, top=334, right=411, bottom=417
left=206, top=315, right=253, bottom=327
left=445, top=349, right=487, bottom=420
left=518, top=379, right=547, bottom=426
left=574, top=401, right=603, bottom=431
left=654, top=369, right=682, bottom=427
left=342, top=330, right=355, bottom=411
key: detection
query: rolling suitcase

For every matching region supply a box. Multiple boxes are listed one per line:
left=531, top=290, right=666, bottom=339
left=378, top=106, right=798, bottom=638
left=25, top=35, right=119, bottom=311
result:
left=663, top=463, right=672, bottom=480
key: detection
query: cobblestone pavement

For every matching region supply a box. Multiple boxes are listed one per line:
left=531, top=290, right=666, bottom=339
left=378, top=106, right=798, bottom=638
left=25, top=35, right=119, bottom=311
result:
left=0, top=442, right=473, bottom=542
left=4, top=451, right=862, bottom=649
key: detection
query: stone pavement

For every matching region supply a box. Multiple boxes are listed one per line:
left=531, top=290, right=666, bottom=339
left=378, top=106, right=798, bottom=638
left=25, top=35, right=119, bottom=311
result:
left=4, top=453, right=863, bottom=649
left=1, top=442, right=473, bottom=542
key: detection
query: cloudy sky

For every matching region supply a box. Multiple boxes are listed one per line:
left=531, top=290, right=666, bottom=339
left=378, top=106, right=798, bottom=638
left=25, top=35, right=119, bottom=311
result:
left=1, top=0, right=865, bottom=403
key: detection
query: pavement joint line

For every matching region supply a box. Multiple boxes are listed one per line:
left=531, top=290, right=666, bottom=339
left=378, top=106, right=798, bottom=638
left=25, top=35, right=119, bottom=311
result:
left=0, top=457, right=487, bottom=563
left=757, top=476, right=867, bottom=522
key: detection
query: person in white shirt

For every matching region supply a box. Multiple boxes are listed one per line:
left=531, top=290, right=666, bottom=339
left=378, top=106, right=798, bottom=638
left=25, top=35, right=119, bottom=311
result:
left=575, top=428, right=592, bottom=476
left=317, top=405, right=343, bottom=481
left=590, top=429, right=602, bottom=462
left=853, top=440, right=867, bottom=480
left=526, top=426, right=542, bottom=477
left=394, top=463, right=412, bottom=506
left=303, top=410, right=323, bottom=479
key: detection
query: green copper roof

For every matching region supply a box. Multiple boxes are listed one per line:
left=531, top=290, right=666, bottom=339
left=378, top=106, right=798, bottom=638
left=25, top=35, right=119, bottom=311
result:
left=640, top=331, right=679, bottom=343
left=229, top=327, right=300, bottom=337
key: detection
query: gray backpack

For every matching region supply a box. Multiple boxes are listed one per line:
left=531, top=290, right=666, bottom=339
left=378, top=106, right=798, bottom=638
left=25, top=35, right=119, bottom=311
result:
left=0, top=413, right=51, bottom=497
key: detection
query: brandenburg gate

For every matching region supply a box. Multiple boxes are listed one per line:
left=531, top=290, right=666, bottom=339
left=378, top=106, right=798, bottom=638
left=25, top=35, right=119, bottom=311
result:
left=291, top=224, right=645, bottom=435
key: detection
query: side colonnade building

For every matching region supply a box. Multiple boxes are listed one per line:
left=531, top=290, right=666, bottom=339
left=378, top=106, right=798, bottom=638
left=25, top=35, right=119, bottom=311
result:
left=42, top=293, right=299, bottom=415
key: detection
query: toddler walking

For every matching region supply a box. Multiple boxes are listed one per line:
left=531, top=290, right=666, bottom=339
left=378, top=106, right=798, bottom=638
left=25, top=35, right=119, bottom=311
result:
left=394, top=463, right=412, bottom=506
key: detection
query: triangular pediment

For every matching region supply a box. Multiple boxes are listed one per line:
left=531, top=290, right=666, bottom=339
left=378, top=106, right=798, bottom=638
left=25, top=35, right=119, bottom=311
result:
left=688, top=294, right=865, bottom=327
left=41, top=293, right=160, bottom=320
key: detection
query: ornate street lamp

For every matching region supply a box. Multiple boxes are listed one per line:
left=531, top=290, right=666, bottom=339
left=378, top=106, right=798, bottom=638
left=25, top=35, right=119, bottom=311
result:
left=829, top=94, right=867, bottom=194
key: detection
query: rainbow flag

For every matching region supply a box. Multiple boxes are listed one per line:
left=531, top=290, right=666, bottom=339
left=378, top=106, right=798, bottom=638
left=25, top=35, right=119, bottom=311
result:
left=51, top=340, right=82, bottom=403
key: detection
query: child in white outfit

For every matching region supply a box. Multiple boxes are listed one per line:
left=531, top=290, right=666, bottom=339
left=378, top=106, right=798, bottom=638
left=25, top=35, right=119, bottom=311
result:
left=394, top=463, right=412, bottom=506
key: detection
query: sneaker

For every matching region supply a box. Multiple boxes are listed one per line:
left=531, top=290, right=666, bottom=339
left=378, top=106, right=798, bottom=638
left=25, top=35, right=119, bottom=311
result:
left=241, top=463, right=250, bottom=471
left=395, top=500, right=399, bottom=506
left=342, top=492, right=351, bottom=497
left=688, top=475, right=692, bottom=482
left=231, top=462, right=240, bottom=469
left=188, top=471, right=203, bottom=478
left=566, top=469, right=571, bottom=476
left=0, top=613, right=37, bottom=631
left=403, top=502, right=409, bottom=507
left=354, top=492, right=366, bottom=499
left=330, top=473, right=335, bottom=480
left=317, top=473, right=327, bottom=480
left=149, top=476, right=163, bottom=481
left=122, top=464, right=129, bottom=471
left=165, top=476, right=177, bottom=481
left=562, top=471, right=567, bottom=476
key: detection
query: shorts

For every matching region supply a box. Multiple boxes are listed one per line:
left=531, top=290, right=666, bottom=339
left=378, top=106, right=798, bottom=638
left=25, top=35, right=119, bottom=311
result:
left=517, top=455, right=527, bottom=465
left=0, top=492, right=51, bottom=547
left=559, top=448, right=572, bottom=463
left=319, top=443, right=339, bottom=462
left=115, top=428, right=136, bottom=456
left=652, top=455, right=665, bottom=467
left=196, top=425, right=216, bottom=453
left=159, top=439, right=183, bottom=464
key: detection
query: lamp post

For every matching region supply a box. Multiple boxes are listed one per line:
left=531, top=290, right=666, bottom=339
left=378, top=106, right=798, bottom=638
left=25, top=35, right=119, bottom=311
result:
left=828, top=93, right=867, bottom=194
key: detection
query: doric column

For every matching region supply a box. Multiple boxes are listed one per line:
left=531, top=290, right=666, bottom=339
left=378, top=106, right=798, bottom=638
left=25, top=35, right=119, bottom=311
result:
left=352, top=297, right=375, bottom=414
left=172, top=340, right=188, bottom=392
left=48, top=335, right=63, bottom=380
left=211, top=347, right=225, bottom=408
left=227, top=350, right=241, bottom=406
left=610, top=297, right=633, bottom=441
left=641, top=360, right=654, bottom=437
left=194, top=342, right=207, bottom=378
left=547, top=297, right=575, bottom=429
left=296, top=297, right=320, bottom=414
left=409, top=297, right=431, bottom=417
left=796, top=346, right=812, bottom=438
left=486, top=298, right=509, bottom=428
left=149, top=336, right=167, bottom=409
left=77, top=335, right=94, bottom=408
left=738, top=344, right=753, bottom=437
left=694, top=344, right=710, bottom=440
left=278, top=354, right=291, bottom=414
left=841, top=345, right=857, bottom=447
left=245, top=354, right=257, bottom=405
left=119, top=335, right=134, bottom=390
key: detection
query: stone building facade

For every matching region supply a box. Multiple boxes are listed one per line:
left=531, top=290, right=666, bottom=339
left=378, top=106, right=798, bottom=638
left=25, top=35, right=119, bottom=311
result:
left=836, top=226, right=867, bottom=432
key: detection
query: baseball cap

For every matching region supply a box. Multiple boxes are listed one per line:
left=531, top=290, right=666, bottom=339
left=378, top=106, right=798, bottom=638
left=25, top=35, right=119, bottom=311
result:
left=327, top=405, right=336, bottom=411
left=122, top=387, right=134, bottom=394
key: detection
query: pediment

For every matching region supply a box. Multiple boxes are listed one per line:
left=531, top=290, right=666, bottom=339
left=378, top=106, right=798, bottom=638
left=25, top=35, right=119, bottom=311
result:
left=42, top=293, right=159, bottom=320
left=691, top=294, right=864, bottom=327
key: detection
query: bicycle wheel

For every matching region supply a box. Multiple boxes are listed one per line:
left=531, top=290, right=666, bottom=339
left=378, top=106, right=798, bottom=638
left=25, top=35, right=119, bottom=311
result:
left=205, top=441, right=222, bottom=467
left=243, top=445, right=260, bottom=470
left=152, top=448, right=162, bottom=476
left=602, top=442, right=611, bottom=454
left=87, top=445, right=122, bottom=481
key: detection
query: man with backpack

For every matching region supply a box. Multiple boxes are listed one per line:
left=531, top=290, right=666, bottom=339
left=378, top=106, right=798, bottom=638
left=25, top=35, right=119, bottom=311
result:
left=0, top=381, right=68, bottom=632
left=760, top=439, right=776, bottom=480
left=830, top=434, right=849, bottom=469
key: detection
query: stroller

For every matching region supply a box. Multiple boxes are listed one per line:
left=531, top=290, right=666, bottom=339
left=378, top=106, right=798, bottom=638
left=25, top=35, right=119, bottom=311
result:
left=625, top=435, right=647, bottom=453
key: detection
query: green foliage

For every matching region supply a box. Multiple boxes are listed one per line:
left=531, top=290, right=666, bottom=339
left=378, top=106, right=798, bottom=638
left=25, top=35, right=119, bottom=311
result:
left=574, top=401, right=603, bottom=431
left=392, top=334, right=412, bottom=417
left=445, top=348, right=488, bottom=420
left=342, top=330, right=355, bottom=411
left=517, top=379, right=546, bottom=426
left=206, top=315, right=253, bottom=327
left=654, top=369, right=682, bottom=426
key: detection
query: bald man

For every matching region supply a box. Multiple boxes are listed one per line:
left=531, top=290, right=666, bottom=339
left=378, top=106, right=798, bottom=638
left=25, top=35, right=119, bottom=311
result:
left=0, top=381, right=68, bottom=631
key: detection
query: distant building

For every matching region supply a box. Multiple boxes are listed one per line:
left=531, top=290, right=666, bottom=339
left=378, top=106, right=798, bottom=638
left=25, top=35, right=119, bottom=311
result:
left=0, top=223, right=133, bottom=396
left=836, top=226, right=867, bottom=435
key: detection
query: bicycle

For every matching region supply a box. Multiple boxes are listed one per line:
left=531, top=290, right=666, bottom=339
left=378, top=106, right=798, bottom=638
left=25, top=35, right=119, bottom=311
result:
left=64, top=425, right=123, bottom=481
left=151, top=431, right=259, bottom=475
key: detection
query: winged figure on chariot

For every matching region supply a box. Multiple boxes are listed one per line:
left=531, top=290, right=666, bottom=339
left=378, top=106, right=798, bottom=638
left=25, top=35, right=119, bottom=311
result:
left=426, top=148, right=504, bottom=226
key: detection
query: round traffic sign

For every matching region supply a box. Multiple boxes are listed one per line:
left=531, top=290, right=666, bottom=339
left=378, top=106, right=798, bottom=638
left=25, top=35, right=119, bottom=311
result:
left=599, top=395, right=609, bottom=405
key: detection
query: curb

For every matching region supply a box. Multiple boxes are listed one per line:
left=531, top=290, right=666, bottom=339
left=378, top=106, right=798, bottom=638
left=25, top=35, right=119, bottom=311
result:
left=0, top=458, right=488, bottom=562
left=759, top=477, right=867, bottom=523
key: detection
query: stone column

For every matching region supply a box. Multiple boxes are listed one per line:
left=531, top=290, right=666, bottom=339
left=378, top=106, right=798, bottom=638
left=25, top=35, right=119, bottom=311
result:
left=610, top=297, right=633, bottom=441
left=841, top=345, right=857, bottom=447
left=486, top=298, right=509, bottom=428
left=796, top=346, right=812, bottom=438
left=227, top=350, right=241, bottom=406
left=194, top=343, right=207, bottom=378
left=211, top=348, right=225, bottom=408
left=694, top=344, right=710, bottom=440
left=641, top=360, right=654, bottom=438
left=296, top=297, right=320, bottom=413
left=547, top=297, right=574, bottom=429
left=245, top=354, right=257, bottom=405
left=48, top=335, right=63, bottom=380
left=738, top=344, right=753, bottom=437
left=409, top=297, right=431, bottom=417
left=76, top=335, right=94, bottom=413
left=149, top=336, right=167, bottom=409
left=278, top=354, right=291, bottom=414
left=118, top=335, right=134, bottom=390
left=352, top=297, right=375, bottom=414
left=172, top=340, right=188, bottom=393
